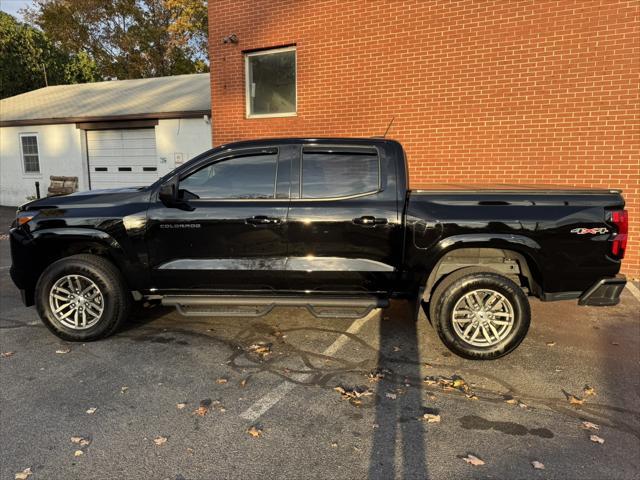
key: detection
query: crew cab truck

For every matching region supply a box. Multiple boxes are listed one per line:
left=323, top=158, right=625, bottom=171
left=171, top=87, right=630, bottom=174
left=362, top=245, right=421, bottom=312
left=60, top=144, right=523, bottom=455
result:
left=9, top=138, right=629, bottom=359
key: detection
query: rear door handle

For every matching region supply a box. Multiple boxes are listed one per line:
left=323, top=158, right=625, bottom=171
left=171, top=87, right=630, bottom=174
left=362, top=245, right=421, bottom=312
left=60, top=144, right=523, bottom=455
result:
left=246, top=215, right=282, bottom=225
left=353, top=216, right=388, bottom=226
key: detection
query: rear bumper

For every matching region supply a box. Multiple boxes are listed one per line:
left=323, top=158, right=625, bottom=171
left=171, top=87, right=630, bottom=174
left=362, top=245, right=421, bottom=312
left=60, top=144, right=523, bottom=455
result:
left=578, top=275, right=626, bottom=306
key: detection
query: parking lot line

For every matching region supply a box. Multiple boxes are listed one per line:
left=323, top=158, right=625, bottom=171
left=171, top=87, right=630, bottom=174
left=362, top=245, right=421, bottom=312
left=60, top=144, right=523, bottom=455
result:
left=626, top=282, right=640, bottom=303
left=239, top=309, right=380, bottom=422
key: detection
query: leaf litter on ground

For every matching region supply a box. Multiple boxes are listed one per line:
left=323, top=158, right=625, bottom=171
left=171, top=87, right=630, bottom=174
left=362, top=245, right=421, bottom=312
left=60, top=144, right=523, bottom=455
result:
left=15, top=468, right=32, bottom=479
left=247, top=426, right=263, bottom=438
left=71, top=436, right=91, bottom=447
left=1, top=351, right=15, bottom=358
left=462, top=454, right=485, bottom=466
left=153, top=436, right=168, bottom=446
left=55, top=347, right=71, bottom=354
left=334, top=385, right=374, bottom=406
left=590, top=434, right=605, bottom=444
left=247, top=343, right=272, bottom=358
left=581, top=421, right=600, bottom=430
left=531, top=460, right=545, bottom=470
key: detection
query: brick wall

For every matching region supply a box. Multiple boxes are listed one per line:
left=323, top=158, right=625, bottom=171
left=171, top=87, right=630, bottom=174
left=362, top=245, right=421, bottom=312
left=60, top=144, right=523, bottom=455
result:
left=209, top=0, right=640, bottom=278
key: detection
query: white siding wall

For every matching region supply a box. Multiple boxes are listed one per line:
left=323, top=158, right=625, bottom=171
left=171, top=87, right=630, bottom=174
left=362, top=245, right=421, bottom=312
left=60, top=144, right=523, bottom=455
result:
left=0, top=117, right=212, bottom=207
left=155, top=117, right=212, bottom=176
left=0, top=124, right=85, bottom=206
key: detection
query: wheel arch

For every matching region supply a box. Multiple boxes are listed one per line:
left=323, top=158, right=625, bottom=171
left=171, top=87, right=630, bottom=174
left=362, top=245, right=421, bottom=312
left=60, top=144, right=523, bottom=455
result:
left=421, top=245, right=542, bottom=302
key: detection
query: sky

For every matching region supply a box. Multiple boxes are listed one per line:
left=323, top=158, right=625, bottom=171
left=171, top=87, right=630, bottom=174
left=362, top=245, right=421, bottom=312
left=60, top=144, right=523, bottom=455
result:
left=0, top=0, right=31, bottom=19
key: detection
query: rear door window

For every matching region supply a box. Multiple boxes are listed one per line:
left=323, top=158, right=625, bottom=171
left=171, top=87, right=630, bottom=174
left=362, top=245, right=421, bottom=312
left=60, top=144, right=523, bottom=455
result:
left=301, top=148, right=379, bottom=199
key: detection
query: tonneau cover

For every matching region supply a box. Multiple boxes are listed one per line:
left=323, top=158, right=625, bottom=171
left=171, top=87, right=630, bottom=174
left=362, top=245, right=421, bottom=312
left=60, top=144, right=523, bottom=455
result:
left=410, top=183, right=621, bottom=194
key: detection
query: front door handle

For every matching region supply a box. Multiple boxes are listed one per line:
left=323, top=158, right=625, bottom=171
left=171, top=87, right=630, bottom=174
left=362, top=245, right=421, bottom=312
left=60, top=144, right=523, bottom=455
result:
left=246, top=215, right=282, bottom=225
left=353, top=216, right=388, bottom=226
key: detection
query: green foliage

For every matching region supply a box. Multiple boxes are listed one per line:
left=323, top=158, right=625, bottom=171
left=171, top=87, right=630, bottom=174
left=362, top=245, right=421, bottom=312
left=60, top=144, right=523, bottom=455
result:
left=24, top=0, right=209, bottom=80
left=0, top=11, right=99, bottom=98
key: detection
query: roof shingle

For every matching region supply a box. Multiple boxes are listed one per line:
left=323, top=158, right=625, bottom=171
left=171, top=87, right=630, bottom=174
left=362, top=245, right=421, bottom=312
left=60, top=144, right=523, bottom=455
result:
left=0, top=73, right=210, bottom=124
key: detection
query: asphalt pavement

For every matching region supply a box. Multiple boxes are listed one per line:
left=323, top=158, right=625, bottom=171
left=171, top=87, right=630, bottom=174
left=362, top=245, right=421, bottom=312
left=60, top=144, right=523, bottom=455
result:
left=1, top=206, right=639, bottom=480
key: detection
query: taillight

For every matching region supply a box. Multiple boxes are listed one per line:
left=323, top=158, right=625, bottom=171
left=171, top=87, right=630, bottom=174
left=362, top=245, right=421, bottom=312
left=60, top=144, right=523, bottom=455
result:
left=610, top=209, right=628, bottom=258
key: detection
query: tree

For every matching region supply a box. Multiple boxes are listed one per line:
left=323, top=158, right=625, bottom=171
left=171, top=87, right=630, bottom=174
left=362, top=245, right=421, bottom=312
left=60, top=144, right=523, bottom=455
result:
left=0, top=12, right=99, bottom=99
left=24, top=0, right=209, bottom=80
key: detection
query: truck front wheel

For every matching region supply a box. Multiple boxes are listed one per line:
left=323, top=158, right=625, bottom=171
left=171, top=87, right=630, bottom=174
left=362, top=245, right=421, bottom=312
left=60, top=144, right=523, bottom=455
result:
left=430, top=269, right=530, bottom=360
left=35, top=254, right=131, bottom=341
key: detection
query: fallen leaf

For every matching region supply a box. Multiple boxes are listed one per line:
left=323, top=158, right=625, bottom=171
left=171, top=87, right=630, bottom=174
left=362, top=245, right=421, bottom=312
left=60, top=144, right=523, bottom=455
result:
left=462, top=454, right=485, bottom=466
left=195, top=398, right=212, bottom=416
left=74, top=450, right=84, bottom=457
left=247, top=426, right=262, bottom=438
left=330, top=442, right=338, bottom=448
left=546, top=341, right=556, bottom=347
left=248, top=343, right=272, bottom=358
left=1, top=351, right=15, bottom=358
left=153, top=436, right=168, bottom=446
left=366, top=368, right=391, bottom=382
left=86, top=407, right=97, bottom=414
left=194, top=405, right=209, bottom=416
left=581, top=421, right=600, bottom=431
left=56, top=347, right=71, bottom=354
left=334, top=386, right=373, bottom=406
left=393, top=346, right=401, bottom=352
left=216, top=377, right=228, bottom=385
left=466, top=394, right=479, bottom=401
left=583, top=385, right=596, bottom=397
left=15, top=468, right=32, bottom=479
left=505, top=397, right=518, bottom=405
left=421, top=413, right=441, bottom=423
left=531, top=460, right=545, bottom=470
left=564, top=390, right=585, bottom=405
left=385, top=392, right=397, bottom=400
left=120, top=386, right=129, bottom=394
left=176, top=402, right=187, bottom=410
left=240, top=378, right=248, bottom=388
left=590, top=434, right=605, bottom=444
left=71, top=436, right=90, bottom=447
left=452, top=378, right=466, bottom=389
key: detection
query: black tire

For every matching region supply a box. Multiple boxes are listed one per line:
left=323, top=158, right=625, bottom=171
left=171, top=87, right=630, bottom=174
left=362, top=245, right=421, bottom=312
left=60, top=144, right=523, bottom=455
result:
left=430, top=268, right=530, bottom=360
left=35, top=254, right=131, bottom=341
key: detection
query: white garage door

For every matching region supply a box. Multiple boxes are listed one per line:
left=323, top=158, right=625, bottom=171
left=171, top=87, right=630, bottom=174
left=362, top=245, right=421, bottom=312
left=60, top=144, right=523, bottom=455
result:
left=87, top=128, right=159, bottom=190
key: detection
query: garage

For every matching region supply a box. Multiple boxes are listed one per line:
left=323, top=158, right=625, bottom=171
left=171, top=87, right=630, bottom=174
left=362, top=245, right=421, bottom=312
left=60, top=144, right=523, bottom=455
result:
left=0, top=73, right=212, bottom=206
left=86, top=128, right=158, bottom=190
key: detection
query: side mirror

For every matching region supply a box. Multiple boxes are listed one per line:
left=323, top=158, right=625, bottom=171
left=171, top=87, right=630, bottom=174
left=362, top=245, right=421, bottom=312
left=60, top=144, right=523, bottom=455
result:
left=158, top=182, right=176, bottom=204
left=158, top=180, right=194, bottom=211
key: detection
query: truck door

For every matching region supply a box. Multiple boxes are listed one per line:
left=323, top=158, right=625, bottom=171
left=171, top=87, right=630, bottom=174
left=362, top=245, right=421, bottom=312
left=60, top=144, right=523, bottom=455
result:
left=146, top=146, right=293, bottom=293
left=285, top=144, right=402, bottom=295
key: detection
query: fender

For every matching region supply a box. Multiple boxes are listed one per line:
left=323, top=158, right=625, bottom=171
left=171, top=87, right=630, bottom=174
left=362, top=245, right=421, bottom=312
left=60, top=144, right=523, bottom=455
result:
left=28, top=228, right=148, bottom=289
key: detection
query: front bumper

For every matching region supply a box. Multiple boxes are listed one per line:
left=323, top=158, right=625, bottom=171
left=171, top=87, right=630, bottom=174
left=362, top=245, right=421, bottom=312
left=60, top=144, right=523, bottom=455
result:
left=578, top=275, right=626, bottom=306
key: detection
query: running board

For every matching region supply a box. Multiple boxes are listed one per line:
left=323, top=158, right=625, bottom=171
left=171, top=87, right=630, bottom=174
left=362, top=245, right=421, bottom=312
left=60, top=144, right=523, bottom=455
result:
left=161, top=295, right=389, bottom=319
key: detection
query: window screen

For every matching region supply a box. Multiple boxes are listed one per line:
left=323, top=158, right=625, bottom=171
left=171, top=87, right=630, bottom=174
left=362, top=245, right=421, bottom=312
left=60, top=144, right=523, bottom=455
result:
left=21, top=135, right=40, bottom=173
left=180, top=153, right=278, bottom=199
left=302, top=150, right=379, bottom=199
left=246, top=48, right=296, bottom=116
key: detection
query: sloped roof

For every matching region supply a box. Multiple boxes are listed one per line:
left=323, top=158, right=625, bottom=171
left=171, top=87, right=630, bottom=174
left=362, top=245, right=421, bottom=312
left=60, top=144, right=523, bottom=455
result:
left=0, top=73, right=210, bottom=126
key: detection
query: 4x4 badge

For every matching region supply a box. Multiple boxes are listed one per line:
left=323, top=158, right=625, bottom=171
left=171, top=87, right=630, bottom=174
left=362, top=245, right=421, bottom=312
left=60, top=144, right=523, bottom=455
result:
left=571, top=227, right=609, bottom=235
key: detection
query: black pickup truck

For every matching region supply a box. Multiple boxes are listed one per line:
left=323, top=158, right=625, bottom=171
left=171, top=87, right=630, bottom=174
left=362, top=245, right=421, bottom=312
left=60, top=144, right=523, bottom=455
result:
left=10, top=138, right=629, bottom=359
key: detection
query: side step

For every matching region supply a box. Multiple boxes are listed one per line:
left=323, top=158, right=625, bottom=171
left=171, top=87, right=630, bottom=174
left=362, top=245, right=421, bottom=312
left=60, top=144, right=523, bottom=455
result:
left=161, top=295, right=389, bottom=319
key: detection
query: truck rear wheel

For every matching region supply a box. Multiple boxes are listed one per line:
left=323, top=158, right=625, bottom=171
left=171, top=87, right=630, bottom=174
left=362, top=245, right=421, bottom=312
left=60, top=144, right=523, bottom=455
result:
left=430, top=268, right=530, bottom=360
left=35, top=254, right=131, bottom=341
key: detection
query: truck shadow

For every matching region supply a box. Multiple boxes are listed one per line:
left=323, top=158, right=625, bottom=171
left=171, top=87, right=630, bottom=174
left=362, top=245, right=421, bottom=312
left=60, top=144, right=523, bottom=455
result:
left=369, top=299, right=429, bottom=479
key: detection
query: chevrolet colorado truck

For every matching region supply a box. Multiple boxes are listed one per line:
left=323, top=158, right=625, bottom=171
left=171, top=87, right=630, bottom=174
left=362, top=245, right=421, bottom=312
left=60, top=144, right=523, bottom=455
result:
left=9, top=138, right=629, bottom=359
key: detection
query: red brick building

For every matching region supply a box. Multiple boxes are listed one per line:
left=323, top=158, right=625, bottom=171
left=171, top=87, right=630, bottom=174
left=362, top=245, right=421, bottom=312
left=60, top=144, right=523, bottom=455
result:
left=208, top=0, right=639, bottom=278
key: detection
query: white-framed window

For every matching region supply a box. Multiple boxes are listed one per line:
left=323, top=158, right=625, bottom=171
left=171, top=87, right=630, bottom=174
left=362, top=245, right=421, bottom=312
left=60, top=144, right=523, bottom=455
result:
left=19, top=133, right=41, bottom=175
left=245, top=46, right=297, bottom=118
